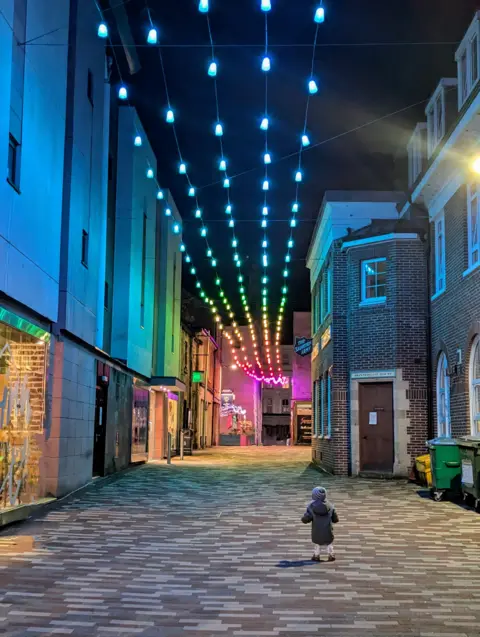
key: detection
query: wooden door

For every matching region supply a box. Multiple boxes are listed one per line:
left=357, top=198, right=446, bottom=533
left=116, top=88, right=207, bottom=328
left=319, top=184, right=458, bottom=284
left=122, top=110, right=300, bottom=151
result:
left=359, top=382, right=394, bottom=472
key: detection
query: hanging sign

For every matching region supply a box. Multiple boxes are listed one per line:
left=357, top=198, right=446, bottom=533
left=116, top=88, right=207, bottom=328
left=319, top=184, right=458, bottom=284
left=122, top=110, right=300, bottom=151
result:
left=192, top=370, right=204, bottom=383
left=294, top=337, right=313, bottom=357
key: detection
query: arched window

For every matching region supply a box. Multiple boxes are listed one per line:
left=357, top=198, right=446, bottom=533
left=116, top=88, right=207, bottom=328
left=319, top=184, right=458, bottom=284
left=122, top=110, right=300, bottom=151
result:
left=470, top=336, right=480, bottom=436
left=437, top=353, right=451, bottom=437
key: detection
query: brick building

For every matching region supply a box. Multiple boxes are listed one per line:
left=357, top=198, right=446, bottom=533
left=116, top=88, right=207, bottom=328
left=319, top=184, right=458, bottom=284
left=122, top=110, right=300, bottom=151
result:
left=307, top=192, right=429, bottom=476
left=404, top=11, right=480, bottom=441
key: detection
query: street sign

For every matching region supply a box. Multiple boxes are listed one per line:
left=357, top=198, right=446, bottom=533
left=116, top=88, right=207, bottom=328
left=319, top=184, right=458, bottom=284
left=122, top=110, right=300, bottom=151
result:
left=192, top=370, right=204, bottom=383
left=294, top=336, right=313, bottom=357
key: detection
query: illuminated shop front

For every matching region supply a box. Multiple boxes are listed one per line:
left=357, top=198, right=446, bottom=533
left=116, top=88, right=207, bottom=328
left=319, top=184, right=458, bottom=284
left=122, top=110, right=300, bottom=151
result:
left=131, top=383, right=149, bottom=462
left=0, top=308, right=49, bottom=514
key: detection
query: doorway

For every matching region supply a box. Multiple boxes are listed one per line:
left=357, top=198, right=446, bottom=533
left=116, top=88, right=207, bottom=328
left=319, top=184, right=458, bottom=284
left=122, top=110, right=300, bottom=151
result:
left=93, top=384, right=107, bottom=476
left=359, top=382, right=394, bottom=472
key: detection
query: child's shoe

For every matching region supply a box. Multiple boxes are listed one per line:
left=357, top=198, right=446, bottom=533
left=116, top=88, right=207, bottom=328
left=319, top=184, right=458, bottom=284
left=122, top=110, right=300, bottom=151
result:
left=328, top=555, right=336, bottom=562
left=312, top=555, right=321, bottom=562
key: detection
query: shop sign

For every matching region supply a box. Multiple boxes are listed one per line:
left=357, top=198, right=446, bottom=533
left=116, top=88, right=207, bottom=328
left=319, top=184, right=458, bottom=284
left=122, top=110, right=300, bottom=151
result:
left=296, top=414, right=312, bottom=444
left=192, top=370, right=204, bottom=383
left=294, top=337, right=313, bottom=357
left=351, top=369, right=396, bottom=380
left=321, top=326, right=331, bottom=349
left=221, top=391, right=235, bottom=408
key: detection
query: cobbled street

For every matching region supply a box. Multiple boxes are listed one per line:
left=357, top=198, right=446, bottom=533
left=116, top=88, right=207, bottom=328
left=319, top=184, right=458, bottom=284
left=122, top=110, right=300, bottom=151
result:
left=1, top=447, right=480, bottom=637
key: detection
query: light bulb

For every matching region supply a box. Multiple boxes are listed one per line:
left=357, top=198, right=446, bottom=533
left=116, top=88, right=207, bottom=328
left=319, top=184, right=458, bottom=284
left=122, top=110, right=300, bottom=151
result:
left=302, top=134, right=310, bottom=147
left=199, top=0, right=209, bottom=12
left=229, top=219, right=234, bottom=227
left=189, top=187, right=195, bottom=197
left=308, top=79, right=318, bottom=94
left=290, top=218, right=297, bottom=227
left=292, top=202, right=299, bottom=213
left=262, top=240, right=268, bottom=248
left=98, top=23, right=108, bottom=38
left=165, top=208, right=172, bottom=217
left=190, top=267, right=196, bottom=275
left=223, top=178, right=230, bottom=188
left=263, top=254, right=268, bottom=267
left=166, top=109, right=175, bottom=123
left=283, top=269, right=289, bottom=277
left=196, top=281, right=201, bottom=288
left=219, top=159, right=227, bottom=171
left=238, top=275, right=244, bottom=282
left=262, top=219, right=267, bottom=228
left=285, top=255, right=291, bottom=263
left=216, top=278, right=221, bottom=285
left=262, top=276, right=267, bottom=284
left=288, top=239, right=293, bottom=248
left=264, top=152, right=271, bottom=165
left=211, top=258, right=217, bottom=266
left=208, top=61, right=217, bottom=77
left=180, top=243, right=186, bottom=252
left=236, top=260, right=241, bottom=268
left=225, top=204, right=232, bottom=214
left=232, top=239, right=238, bottom=247
left=262, top=179, right=269, bottom=191
left=134, top=135, right=142, bottom=147
left=147, top=168, right=154, bottom=179
left=295, top=170, right=302, bottom=182
left=261, top=0, right=271, bottom=10
left=261, top=56, right=271, bottom=72
left=179, top=162, right=186, bottom=174
left=215, top=123, right=224, bottom=136
left=118, top=86, right=127, bottom=100
left=260, top=117, right=269, bottom=131
left=233, top=253, right=239, bottom=262
left=314, top=6, right=325, bottom=23
left=147, top=28, right=158, bottom=44
left=195, top=209, right=202, bottom=218
left=207, top=249, right=212, bottom=257
left=173, top=224, right=180, bottom=234
left=201, top=227, right=207, bottom=237
left=282, top=286, right=288, bottom=293
left=262, top=206, right=269, bottom=216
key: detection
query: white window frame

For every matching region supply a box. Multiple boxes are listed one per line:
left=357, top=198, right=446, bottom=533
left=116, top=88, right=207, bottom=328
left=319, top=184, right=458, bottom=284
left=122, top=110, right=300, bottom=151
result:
left=326, top=370, right=332, bottom=438
left=436, top=353, right=451, bottom=437
left=426, top=92, right=445, bottom=158
left=470, top=336, right=480, bottom=436
left=457, top=20, right=480, bottom=109
left=320, top=377, right=325, bottom=436
left=467, top=183, right=480, bottom=270
left=360, top=257, right=387, bottom=305
left=434, top=210, right=446, bottom=295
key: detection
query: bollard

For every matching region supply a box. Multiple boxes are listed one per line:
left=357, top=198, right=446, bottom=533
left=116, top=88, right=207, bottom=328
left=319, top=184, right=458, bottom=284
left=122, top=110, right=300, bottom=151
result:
left=180, top=430, right=184, bottom=460
left=167, top=432, right=172, bottom=465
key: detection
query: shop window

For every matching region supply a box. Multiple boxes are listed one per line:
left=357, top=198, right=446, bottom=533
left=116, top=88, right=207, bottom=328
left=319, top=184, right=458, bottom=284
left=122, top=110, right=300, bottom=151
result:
left=361, top=258, right=387, bottom=304
left=470, top=336, right=480, bottom=436
left=434, top=211, right=446, bottom=294
left=436, top=353, right=451, bottom=437
left=467, top=183, right=480, bottom=269
left=132, top=387, right=149, bottom=458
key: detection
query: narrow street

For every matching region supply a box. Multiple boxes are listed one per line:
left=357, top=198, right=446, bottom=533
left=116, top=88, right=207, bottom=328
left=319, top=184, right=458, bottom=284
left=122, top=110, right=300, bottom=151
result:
left=1, top=447, right=480, bottom=637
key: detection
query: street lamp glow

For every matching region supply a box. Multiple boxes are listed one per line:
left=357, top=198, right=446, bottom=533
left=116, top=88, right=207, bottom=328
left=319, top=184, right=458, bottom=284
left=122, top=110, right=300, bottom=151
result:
left=471, top=156, right=480, bottom=174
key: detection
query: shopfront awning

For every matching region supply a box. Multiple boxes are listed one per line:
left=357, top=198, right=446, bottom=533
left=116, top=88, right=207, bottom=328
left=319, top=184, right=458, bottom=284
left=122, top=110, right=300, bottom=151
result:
left=150, top=377, right=186, bottom=393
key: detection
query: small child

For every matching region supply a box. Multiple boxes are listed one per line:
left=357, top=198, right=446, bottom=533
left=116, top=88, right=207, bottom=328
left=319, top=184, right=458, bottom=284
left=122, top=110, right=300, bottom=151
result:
left=301, top=486, right=338, bottom=562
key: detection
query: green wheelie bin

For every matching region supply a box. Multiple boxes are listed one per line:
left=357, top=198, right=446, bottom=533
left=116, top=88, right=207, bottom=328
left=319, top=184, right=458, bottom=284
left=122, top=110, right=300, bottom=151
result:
left=457, top=436, right=480, bottom=511
left=427, top=438, right=461, bottom=501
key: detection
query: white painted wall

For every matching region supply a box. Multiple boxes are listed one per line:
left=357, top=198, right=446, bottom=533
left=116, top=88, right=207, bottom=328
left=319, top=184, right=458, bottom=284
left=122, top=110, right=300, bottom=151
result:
left=0, top=0, right=69, bottom=321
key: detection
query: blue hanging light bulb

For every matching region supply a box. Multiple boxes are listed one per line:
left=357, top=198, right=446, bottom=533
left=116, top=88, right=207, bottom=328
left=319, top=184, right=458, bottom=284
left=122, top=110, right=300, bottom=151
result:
left=180, top=243, right=186, bottom=252
left=173, top=223, right=181, bottom=234
left=134, top=135, right=142, bottom=147
left=118, top=86, right=128, bottom=100
left=262, top=179, right=269, bottom=191
left=199, top=0, right=209, bottom=12
left=98, top=23, right=108, bottom=38
left=207, top=248, right=212, bottom=257
left=166, top=109, right=175, bottom=123
left=223, top=178, right=230, bottom=188
left=179, top=162, right=186, bottom=174
left=211, top=258, right=217, bottom=267
left=190, top=267, right=196, bottom=275
left=185, top=255, right=191, bottom=263
left=282, top=285, right=288, bottom=294
left=208, top=61, right=217, bottom=77
left=292, top=202, right=299, bottom=213
left=314, top=6, right=325, bottom=23
left=261, top=56, right=271, bottom=72
left=308, top=79, right=318, bottom=94
left=260, top=117, right=269, bottom=131
left=261, top=0, right=271, bottom=11
left=262, top=276, right=268, bottom=284
left=262, top=219, right=267, bottom=228
left=264, top=152, right=271, bottom=165
left=290, top=218, right=297, bottom=227
left=215, top=123, right=223, bottom=137
left=201, top=227, right=207, bottom=237
left=295, top=170, right=303, bottom=182
left=262, top=206, right=269, bottom=216
left=165, top=208, right=172, bottom=216
left=283, top=268, right=289, bottom=277
left=157, top=190, right=164, bottom=200
left=225, top=204, right=232, bottom=214
left=219, top=159, right=227, bottom=171
left=288, top=239, right=294, bottom=248
left=233, top=253, right=239, bottom=262
left=263, top=254, right=268, bottom=267
left=146, top=168, right=154, bottom=179
left=301, top=134, right=310, bottom=147
left=262, top=239, right=268, bottom=248
left=195, top=209, right=202, bottom=218
left=285, top=255, right=291, bottom=263
left=147, top=28, right=158, bottom=44
left=229, top=219, right=235, bottom=227
left=188, top=186, right=195, bottom=197
left=232, top=239, right=238, bottom=247
left=196, top=281, right=201, bottom=288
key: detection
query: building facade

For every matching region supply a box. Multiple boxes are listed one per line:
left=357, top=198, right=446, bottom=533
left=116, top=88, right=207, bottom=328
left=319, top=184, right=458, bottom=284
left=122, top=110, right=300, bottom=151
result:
left=292, top=312, right=312, bottom=445
left=261, top=346, right=293, bottom=445
left=307, top=192, right=429, bottom=476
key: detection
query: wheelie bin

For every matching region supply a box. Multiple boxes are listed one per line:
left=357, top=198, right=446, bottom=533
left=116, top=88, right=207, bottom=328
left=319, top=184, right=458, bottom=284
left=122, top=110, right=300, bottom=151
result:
left=456, top=436, right=480, bottom=511
left=427, top=437, right=461, bottom=501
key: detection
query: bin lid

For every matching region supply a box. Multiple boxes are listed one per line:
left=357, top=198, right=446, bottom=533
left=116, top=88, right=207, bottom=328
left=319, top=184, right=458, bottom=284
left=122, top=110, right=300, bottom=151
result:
left=427, top=437, right=458, bottom=446
left=455, top=436, right=480, bottom=448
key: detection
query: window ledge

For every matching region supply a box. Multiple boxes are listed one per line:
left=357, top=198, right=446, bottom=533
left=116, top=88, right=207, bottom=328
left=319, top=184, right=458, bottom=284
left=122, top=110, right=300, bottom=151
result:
left=359, top=297, right=386, bottom=308
left=463, top=262, right=480, bottom=279
left=431, top=288, right=446, bottom=302
left=323, top=435, right=331, bottom=441
left=6, top=177, right=21, bottom=194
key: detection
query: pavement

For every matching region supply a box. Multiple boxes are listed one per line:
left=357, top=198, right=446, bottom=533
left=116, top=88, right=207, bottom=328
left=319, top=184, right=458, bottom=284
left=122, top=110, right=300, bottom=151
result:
left=1, top=446, right=480, bottom=637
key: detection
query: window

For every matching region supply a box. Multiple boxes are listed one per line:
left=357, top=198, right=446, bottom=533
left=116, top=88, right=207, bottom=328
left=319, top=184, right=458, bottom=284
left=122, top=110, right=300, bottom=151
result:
left=320, top=377, right=325, bottom=436
left=327, top=371, right=332, bottom=437
left=436, top=353, right=451, bottom=437
left=458, top=29, right=479, bottom=107
left=282, top=353, right=290, bottom=366
left=427, top=94, right=444, bottom=157
left=104, top=281, right=109, bottom=309
left=171, top=253, right=177, bottom=352
left=281, top=398, right=290, bottom=414
left=434, top=211, right=446, bottom=294
left=140, top=213, right=147, bottom=327
left=87, top=69, right=94, bottom=106
left=313, top=380, right=320, bottom=435
left=467, top=183, right=480, bottom=269
left=266, top=397, right=273, bottom=414
left=81, top=230, right=89, bottom=267
left=361, top=258, right=387, bottom=304
left=471, top=34, right=479, bottom=86
left=470, top=336, right=480, bottom=436
left=7, top=134, right=20, bottom=188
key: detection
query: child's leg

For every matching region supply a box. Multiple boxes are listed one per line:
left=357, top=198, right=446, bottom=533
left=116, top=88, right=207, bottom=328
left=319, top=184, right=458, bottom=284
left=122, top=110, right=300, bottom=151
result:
left=327, top=543, right=335, bottom=560
left=313, top=544, right=321, bottom=557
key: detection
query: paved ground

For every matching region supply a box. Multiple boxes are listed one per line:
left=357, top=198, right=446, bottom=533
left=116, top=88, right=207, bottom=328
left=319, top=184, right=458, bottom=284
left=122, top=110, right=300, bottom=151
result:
left=1, top=446, right=480, bottom=637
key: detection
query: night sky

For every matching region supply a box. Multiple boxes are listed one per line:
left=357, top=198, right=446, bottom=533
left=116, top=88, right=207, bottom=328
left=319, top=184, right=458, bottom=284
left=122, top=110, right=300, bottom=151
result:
left=104, top=0, right=479, bottom=342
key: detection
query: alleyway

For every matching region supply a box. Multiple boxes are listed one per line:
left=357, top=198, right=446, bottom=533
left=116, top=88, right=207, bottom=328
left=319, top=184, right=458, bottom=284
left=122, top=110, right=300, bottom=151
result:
left=1, top=447, right=480, bottom=637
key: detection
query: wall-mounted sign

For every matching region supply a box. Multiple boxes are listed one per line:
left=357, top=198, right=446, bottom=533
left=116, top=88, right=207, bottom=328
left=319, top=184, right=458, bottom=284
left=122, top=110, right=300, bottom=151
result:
left=296, top=414, right=312, bottom=444
left=311, top=343, right=319, bottom=361
left=192, top=370, right=204, bottom=383
left=351, top=369, right=396, bottom=380
left=294, top=337, right=313, bottom=357
left=321, top=326, right=331, bottom=349
left=221, top=391, right=235, bottom=408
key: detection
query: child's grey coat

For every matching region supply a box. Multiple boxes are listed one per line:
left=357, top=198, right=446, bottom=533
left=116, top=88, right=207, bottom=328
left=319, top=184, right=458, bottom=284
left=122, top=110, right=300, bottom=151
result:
left=301, top=499, right=339, bottom=545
